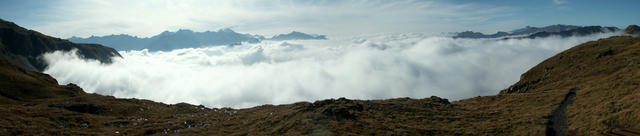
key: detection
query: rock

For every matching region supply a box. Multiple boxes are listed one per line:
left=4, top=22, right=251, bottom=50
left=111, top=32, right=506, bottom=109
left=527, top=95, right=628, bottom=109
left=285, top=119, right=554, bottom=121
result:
left=596, top=49, right=614, bottom=59
left=49, top=103, right=106, bottom=114
left=320, top=103, right=362, bottom=120
left=429, top=96, right=450, bottom=104
left=64, top=83, right=86, bottom=95
left=311, top=97, right=363, bottom=120
left=625, top=25, right=640, bottom=35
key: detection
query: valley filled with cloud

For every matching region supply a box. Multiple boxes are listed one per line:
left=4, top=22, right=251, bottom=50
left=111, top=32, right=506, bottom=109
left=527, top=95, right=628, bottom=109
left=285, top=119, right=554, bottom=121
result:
left=42, top=32, right=620, bottom=108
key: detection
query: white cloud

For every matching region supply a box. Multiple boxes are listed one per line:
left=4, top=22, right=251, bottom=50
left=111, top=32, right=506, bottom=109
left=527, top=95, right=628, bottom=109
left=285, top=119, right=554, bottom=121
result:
left=24, top=0, right=513, bottom=38
left=42, top=32, right=621, bottom=108
left=553, top=0, right=567, bottom=5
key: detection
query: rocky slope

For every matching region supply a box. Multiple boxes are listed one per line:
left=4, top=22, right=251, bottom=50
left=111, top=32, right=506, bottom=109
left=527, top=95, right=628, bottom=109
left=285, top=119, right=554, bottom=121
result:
left=0, top=19, right=121, bottom=72
left=0, top=21, right=639, bottom=135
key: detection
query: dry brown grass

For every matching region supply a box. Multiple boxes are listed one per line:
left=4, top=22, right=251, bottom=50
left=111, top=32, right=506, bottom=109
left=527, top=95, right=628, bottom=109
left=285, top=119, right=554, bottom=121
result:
left=502, top=36, right=640, bottom=135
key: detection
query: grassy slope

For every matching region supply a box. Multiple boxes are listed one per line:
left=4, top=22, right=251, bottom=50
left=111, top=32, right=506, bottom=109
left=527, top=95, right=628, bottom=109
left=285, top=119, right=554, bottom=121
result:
left=0, top=35, right=639, bottom=135
left=0, top=59, right=84, bottom=104
left=510, top=36, right=640, bottom=135
left=501, top=35, right=640, bottom=135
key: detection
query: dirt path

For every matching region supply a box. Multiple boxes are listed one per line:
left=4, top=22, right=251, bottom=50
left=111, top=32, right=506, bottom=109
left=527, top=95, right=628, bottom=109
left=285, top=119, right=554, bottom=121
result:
left=546, top=88, right=578, bottom=136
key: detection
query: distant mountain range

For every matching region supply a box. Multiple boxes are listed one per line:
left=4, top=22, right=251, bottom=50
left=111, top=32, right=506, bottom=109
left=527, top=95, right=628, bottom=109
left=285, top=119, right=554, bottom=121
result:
left=69, top=29, right=327, bottom=51
left=453, top=24, right=620, bottom=39
left=270, top=31, right=327, bottom=41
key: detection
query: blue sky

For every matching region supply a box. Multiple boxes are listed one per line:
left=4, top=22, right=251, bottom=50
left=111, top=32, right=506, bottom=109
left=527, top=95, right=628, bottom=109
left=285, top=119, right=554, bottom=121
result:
left=445, top=0, right=639, bottom=27
left=1, top=0, right=638, bottom=38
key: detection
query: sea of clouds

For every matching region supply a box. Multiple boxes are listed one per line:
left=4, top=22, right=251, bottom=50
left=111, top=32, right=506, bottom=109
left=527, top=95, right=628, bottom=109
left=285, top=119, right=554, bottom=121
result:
left=42, top=32, right=620, bottom=108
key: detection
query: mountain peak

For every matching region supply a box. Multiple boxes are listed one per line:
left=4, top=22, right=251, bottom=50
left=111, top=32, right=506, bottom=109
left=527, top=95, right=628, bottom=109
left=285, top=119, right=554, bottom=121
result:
left=625, top=25, right=640, bottom=35
left=67, top=28, right=326, bottom=51
left=270, top=31, right=327, bottom=40
left=219, top=28, right=235, bottom=33
left=455, top=24, right=617, bottom=39
left=176, top=29, right=194, bottom=33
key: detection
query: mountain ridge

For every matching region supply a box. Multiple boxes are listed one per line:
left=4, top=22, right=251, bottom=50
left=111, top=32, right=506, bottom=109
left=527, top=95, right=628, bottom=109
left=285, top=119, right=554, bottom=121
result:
left=68, top=29, right=326, bottom=51
left=454, top=24, right=620, bottom=39
left=270, top=31, right=327, bottom=41
left=511, top=24, right=582, bottom=35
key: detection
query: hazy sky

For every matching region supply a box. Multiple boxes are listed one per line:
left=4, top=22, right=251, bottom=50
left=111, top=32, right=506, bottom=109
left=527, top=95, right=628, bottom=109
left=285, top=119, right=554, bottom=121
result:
left=1, top=0, right=638, bottom=38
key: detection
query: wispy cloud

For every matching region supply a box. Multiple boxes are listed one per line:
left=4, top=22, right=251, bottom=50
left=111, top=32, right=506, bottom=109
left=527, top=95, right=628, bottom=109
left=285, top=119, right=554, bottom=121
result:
left=553, top=0, right=567, bottom=5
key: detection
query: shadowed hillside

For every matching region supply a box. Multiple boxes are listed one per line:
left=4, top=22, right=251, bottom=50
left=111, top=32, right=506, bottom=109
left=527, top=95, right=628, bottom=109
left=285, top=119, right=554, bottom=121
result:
left=0, top=21, right=639, bottom=135
left=0, top=59, right=85, bottom=104
left=454, top=25, right=620, bottom=39
left=0, top=19, right=121, bottom=72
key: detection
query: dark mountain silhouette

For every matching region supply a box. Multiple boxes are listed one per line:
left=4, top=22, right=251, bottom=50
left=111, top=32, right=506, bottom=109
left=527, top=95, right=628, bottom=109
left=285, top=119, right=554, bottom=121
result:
left=625, top=25, right=640, bottom=35
left=0, top=19, right=120, bottom=72
left=510, top=24, right=581, bottom=35
left=454, top=31, right=510, bottom=38
left=454, top=24, right=619, bottom=39
left=1, top=20, right=638, bottom=135
left=269, top=31, right=327, bottom=40
left=69, top=29, right=326, bottom=51
left=69, top=28, right=262, bottom=51
left=146, top=29, right=263, bottom=51
left=69, top=34, right=149, bottom=51
left=524, top=26, right=619, bottom=39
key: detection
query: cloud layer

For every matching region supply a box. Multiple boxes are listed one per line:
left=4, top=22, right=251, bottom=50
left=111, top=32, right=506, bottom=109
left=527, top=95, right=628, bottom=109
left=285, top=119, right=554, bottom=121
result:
left=42, top=32, right=619, bottom=108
